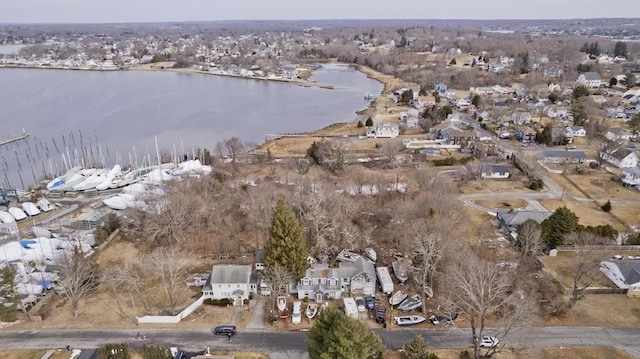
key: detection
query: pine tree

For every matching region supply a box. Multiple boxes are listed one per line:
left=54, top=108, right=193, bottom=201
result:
left=541, top=206, right=580, bottom=249
left=264, top=199, right=308, bottom=278
left=308, top=306, right=383, bottom=359
left=402, top=335, right=439, bottom=359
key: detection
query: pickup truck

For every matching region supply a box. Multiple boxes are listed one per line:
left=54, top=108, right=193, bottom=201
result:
left=374, top=305, right=386, bottom=325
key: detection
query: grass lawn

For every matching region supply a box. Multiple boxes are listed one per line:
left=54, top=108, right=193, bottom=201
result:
left=539, top=199, right=627, bottom=231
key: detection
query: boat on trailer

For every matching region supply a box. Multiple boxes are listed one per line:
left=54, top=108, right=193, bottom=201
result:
left=393, top=315, right=426, bottom=326
left=306, top=302, right=318, bottom=319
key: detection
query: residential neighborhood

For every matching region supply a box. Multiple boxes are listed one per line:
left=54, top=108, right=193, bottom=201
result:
left=1, top=15, right=640, bottom=359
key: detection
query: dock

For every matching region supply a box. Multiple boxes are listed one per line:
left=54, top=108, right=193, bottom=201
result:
left=0, top=130, right=29, bottom=147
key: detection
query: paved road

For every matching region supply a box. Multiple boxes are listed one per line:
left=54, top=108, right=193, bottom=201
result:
left=2, top=326, right=639, bottom=355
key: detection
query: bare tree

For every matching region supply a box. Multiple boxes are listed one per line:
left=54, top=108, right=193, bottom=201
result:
left=58, top=247, right=99, bottom=319
left=406, top=219, right=444, bottom=311
left=378, top=139, right=404, bottom=168
left=443, top=251, right=536, bottom=359
left=224, top=137, right=244, bottom=163
left=113, top=261, right=154, bottom=314
left=515, top=219, right=543, bottom=257
left=565, top=233, right=609, bottom=305
left=143, top=189, right=197, bottom=247
left=100, top=267, right=130, bottom=320
left=144, top=247, right=191, bottom=315
left=262, top=265, right=292, bottom=297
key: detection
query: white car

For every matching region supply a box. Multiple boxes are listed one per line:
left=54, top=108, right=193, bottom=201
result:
left=355, top=297, right=366, bottom=312
left=480, top=336, right=499, bottom=348
left=255, top=263, right=264, bottom=271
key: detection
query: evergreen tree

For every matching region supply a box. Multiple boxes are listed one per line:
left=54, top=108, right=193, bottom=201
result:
left=541, top=206, right=580, bottom=249
left=402, top=335, right=439, bottom=359
left=264, top=199, right=308, bottom=278
left=0, top=265, right=19, bottom=322
left=365, top=117, right=374, bottom=127
left=535, top=123, right=553, bottom=145
left=572, top=85, right=590, bottom=99
left=517, top=50, right=530, bottom=74
left=609, top=78, right=618, bottom=87
left=600, top=200, right=612, bottom=213
left=571, top=99, right=588, bottom=126
left=307, top=306, right=383, bottom=359
left=613, top=41, right=628, bottom=57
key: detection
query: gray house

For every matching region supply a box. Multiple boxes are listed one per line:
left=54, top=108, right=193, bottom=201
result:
left=542, top=150, right=587, bottom=164
left=202, top=264, right=256, bottom=305
left=295, top=257, right=376, bottom=300
left=497, top=210, right=553, bottom=233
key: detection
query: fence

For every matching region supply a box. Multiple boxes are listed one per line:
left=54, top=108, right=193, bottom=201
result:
left=137, top=295, right=207, bottom=324
left=556, top=245, right=640, bottom=251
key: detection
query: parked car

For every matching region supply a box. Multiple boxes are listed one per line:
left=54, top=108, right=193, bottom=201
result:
left=213, top=325, right=236, bottom=336
left=479, top=336, right=499, bottom=348
left=365, top=296, right=375, bottom=310
left=374, top=305, right=386, bottom=324
left=255, top=263, right=264, bottom=271
left=355, top=297, right=366, bottom=312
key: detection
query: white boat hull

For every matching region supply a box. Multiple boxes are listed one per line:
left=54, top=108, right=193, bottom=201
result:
left=394, top=315, right=426, bottom=326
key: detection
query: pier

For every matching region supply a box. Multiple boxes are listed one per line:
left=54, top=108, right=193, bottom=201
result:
left=0, top=130, right=29, bottom=147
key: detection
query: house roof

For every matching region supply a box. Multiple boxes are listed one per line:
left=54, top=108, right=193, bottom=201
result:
left=338, top=257, right=376, bottom=280
left=569, top=126, right=585, bottom=132
left=543, top=150, right=587, bottom=159
left=210, top=264, right=251, bottom=284
left=623, top=167, right=640, bottom=177
left=581, top=72, right=602, bottom=81
left=603, top=144, right=635, bottom=161
left=614, top=260, right=640, bottom=286
left=497, top=210, right=553, bottom=227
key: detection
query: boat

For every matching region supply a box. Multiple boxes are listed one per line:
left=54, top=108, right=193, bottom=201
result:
left=36, top=198, right=55, bottom=212
left=423, top=286, right=434, bottom=299
left=306, top=302, right=318, bottom=319
left=46, top=166, right=82, bottom=190
left=392, top=260, right=409, bottom=283
left=429, top=312, right=458, bottom=325
left=292, top=301, right=302, bottom=325
left=365, top=248, right=377, bottom=262
left=389, top=290, right=408, bottom=306
left=393, top=315, right=427, bottom=327
left=398, top=294, right=422, bottom=312
left=8, top=207, right=27, bottom=221
left=22, top=202, right=41, bottom=217
left=336, top=249, right=362, bottom=263
left=276, top=295, right=287, bottom=312
left=0, top=211, right=16, bottom=223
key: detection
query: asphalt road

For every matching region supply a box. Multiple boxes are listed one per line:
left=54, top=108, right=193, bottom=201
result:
left=2, top=326, right=639, bottom=355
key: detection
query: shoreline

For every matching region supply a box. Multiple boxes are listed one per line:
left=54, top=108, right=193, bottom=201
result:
left=0, top=62, right=335, bottom=90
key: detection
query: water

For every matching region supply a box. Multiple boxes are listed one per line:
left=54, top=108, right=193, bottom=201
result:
left=0, top=64, right=383, bottom=189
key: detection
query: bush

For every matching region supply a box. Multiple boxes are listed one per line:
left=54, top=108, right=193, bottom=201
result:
left=97, top=344, right=130, bottom=359
left=432, top=156, right=473, bottom=167
left=365, top=117, right=374, bottom=127
left=529, top=179, right=544, bottom=190
left=625, top=233, right=640, bottom=245
left=204, top=298, right=233, bottom=306
left=141, top=344, right=172, bottom=359
left=449, top=58, right=457, bottom=65
left=600, top=200, right=612, bottom=212
left=243, top=298, right=250, bottom=306
left=459, top=350, right=472, bottom=359
left=357, top=120, right=364, bottom=128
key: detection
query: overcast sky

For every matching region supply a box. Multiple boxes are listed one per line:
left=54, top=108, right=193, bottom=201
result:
left=1, top=0, right=638, bottom=24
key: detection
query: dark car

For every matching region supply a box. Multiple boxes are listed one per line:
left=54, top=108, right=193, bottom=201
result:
left=365, top=296, right=375, bottom=310
left=374, top=305, right=386, bottom=324
left=214, top=325, right=236, bottom=336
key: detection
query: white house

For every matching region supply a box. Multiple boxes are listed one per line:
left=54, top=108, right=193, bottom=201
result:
left=600, top=145, right=639, bottom=168
left=480, top=165, right=510, bottom=179
left=621, top=167, right=640, bottom=188
left=566, top=126, right=586, bottom=137
left=575, top=71, right=602, bottom=88
left=367, top=123, right=399, bottom=138
left=606, top=128, right=633, bottom=142
left=202, top=264, right=256, bottom=305
left=511, top=111, right=532, bottom=126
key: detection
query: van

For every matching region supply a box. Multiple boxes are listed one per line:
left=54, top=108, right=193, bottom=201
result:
left=214, top=325, right=236, bottom=336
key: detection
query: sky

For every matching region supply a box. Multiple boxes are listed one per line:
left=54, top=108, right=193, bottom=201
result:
left=1, top=0, right=639, bottom=24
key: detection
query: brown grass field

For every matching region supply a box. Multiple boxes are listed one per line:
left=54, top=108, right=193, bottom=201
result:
left=539, top=199, right=627, bottom=231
